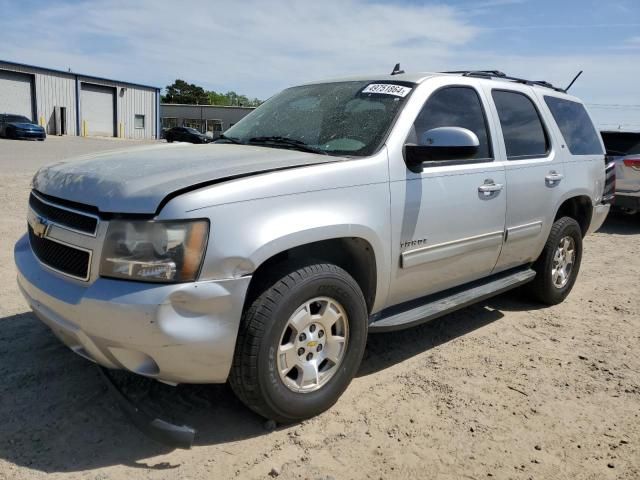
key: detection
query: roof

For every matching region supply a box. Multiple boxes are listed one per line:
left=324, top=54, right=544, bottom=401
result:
left=302, top=71, right=579, bottom=98
left=302, top=72, right=439, bottom=86
left=0, top=58, right=160, bottom=91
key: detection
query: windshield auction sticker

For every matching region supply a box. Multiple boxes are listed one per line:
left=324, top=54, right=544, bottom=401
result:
left=361, top=84, right=412, bottom=97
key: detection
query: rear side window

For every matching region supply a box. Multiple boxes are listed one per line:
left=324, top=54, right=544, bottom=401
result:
left=492, top=90, right=549, bottom=159
left=412, top=86, right=492, bottom=160
left=544, top=96, right=604, bottom=155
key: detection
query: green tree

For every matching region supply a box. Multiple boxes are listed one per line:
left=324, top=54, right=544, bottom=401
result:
left=162, top=79, right=209, bottom=104
left=162, top=79, right=263, bottom=107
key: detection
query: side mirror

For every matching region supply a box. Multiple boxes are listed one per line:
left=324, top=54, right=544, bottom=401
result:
left=404, top=126, right=479, bottom=172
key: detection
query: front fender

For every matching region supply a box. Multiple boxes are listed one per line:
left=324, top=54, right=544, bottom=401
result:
left=186, top=184, right=391, bottom=313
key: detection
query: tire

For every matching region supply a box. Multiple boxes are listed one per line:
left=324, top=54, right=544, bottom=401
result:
left=166, top=136, right=173, bottom=143
left=525, top=216, right=583, bottom=305
left=229, top=263, right=368, bottom=423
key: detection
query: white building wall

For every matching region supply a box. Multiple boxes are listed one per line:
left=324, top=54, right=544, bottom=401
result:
left=121, top=86, right=157, bottom=139
left=36, top=72, right=77, bottom=135
left=0, top=61, right=158, bottom=138
left=0, top=61, right=77, bottom=135
left=77, top=76, right=157, bottom=139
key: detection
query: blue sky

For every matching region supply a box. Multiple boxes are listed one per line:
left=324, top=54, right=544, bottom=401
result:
left=1, top=0, right=639, bottom=129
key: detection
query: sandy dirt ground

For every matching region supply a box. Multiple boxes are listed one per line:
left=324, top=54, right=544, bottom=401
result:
left=0, top=138, right=638, bottom=480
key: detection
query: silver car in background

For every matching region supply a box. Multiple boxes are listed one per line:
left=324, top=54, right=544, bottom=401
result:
left=601, top=130, right=640, bottom=214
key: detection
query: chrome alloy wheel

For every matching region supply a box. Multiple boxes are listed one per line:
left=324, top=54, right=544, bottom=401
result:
left=277, top=297, right=349, bottom=393
left=551, top=235, right=576, bottom=289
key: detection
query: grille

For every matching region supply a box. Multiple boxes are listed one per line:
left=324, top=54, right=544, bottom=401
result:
left=29, top=193, right=98, bottom=235
left=28, top=226, right=91, bottom=280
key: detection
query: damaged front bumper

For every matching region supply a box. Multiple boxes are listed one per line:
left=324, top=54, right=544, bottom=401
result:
left=15, top=233, right=250, bottom=385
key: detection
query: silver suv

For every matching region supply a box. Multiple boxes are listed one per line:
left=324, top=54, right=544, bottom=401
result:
left=15, top=70, right=610, bottom=425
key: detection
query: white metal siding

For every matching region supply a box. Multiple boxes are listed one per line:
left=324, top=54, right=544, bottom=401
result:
left=35, top=72, right=76, bottom=135
left=0, top=69, right=33, bottom=119
left=78, top=77, right=157, bottom=139
left=81, top=83, right=115, bottom=137
left=120, top=86, right=157, bottom=139
left=0, top=61, right=157, bottom=138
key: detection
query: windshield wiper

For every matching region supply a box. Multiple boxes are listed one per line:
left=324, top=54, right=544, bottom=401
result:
left=248, top=136, right=328, bottom=155
left=215, top=134, right=243, bottom=144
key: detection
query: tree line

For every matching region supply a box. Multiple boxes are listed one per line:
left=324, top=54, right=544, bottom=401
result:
left=161, top=79, right=262, bottom=107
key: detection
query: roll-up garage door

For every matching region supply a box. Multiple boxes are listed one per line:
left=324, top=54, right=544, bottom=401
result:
left=81, top=83, right=115, bottom=137
left=0, top=70, right=34, bottom=120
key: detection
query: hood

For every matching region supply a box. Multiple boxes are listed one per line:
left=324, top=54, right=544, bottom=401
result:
left=11, top=122, right=43, bottom=130
left=32, top=143, right=340, bottom=214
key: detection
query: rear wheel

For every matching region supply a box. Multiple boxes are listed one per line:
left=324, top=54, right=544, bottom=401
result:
left=229, top=263, right=368, bottom=423
left=526, top=216, right=583, bottom=305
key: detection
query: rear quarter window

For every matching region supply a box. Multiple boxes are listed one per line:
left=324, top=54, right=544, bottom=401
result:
left=544, top=96, right=604, bottom=155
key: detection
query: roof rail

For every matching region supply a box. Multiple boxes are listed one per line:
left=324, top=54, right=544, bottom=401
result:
left=441, top=70, right=566, bottom=93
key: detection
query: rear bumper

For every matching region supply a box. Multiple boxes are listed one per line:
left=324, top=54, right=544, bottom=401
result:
left=587, top=203, right=611, bottom=234
left=614, top=194, right=640, bottom=210
left=15, top=234, right=250, bottom=384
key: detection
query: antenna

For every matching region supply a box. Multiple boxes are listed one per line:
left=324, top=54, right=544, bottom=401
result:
left=390, top=63, right=404, bottom=76
left=564, top=70, right=583, bottom=92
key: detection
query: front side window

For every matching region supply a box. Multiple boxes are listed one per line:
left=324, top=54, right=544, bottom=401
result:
left=223, top=81, right=414, bottom=156
left=492, top=90, right=549, bottom=159
left=409, top=86, right=493, bottom=160
left=544, top=96, right=603, bottom=155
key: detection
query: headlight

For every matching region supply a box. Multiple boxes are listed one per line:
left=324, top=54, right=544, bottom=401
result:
left=100, top=220, right=209, bottom=283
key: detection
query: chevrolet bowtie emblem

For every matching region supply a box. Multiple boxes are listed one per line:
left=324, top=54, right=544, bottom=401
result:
left=28, top=211, right=51, bottom=238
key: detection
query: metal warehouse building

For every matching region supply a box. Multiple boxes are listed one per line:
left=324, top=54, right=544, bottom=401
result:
left=0, top=60, right=160, bottom=139
left=160, top=104, right=254, bottom=136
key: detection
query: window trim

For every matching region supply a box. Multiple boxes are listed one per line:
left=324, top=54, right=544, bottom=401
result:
left=404, top=84, right=496, bottom=168
left=491, top=88, right=552, bottom=161
left=134, top=114, right=145, bottom=130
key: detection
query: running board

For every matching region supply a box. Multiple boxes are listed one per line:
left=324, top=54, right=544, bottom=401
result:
left=369, top=267, right=536, bottom=333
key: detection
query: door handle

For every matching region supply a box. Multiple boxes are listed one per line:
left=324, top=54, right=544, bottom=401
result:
left=478, top=181, right=504, bottom=194
left=545, top=171, right=564, bottom=185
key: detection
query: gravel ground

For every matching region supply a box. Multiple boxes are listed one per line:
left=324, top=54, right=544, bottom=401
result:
left=0, top=138, right=638, bottom=479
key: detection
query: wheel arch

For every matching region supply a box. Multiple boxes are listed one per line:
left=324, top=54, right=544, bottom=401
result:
left=245, top=236, right=379, bottom=315
left=553, top=194, right=593, bottom=237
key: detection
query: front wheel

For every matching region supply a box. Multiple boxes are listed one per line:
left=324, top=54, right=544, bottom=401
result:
left=525, top=216, right=583, bottom=305
left=229, top=263, right=368, bottom=423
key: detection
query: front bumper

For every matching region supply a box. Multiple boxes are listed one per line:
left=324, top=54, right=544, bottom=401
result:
left=15, top=234, right=250, bottom=384
left=587, top=203, right=611, bottom=234
left=14, top=129, right=46, bottom=140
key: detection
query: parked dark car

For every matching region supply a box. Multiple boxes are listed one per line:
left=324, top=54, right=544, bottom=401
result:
left=0, top=114, right=46, bottom=140
left=164, top=126, right=211, bottom=144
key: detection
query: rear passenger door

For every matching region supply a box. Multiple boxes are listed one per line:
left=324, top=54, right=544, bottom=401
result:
left=487, top=87, right=564, bottom=272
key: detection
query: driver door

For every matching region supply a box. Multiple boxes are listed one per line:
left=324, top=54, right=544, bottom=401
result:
left=386, top=84, right=507, bottom=306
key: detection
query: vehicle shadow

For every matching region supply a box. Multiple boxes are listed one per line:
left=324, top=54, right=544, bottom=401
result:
left=0, top=290, right=540, bottom=473
left=597, top=211, right=640, bottom=235
left=0, top=311, right=267, bottom=473
left=358, top=291, right=541, bottom=377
